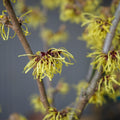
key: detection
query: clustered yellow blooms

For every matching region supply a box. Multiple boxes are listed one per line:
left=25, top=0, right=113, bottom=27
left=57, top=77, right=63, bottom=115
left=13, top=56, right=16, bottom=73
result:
left=19, top=48, right=74, bottom=81
left=43, top=107, right=78, bottom=120
left=0, top=9, right=30, bottom=40
left=59, top=0, right=102, bottom=24
left=112, top=23, right=120, bottom=49
left=14, top=0, right=27, bottom=15
left=98, top=74, right=120, bottom=94
left=82, top=0, right=101, bottom=13
left=89, top=81, right=120, bottom=106
left=89, top=76, right=120, bottom=106
left=18, top=10, right=32, bottom=36
left=0, top=10, right=10, bottom=40
left=15, top=0, right=46, bottom=29
left=107, top=89, right=120, bottom=101
left=26, top=7, right=46, bottom=29
left=81, top=14, right=114, bottom=49
left=113, top=32, right=120, bottom=50
left=89, top=90, right=106, bottom=106
left=30, top=95, right=46, bottom=113
left=41, top=0, right=61, bottom=10
left=88, top=49, right=120, bottom=105
left=30, top=94, right=52, bottom=114
left=73, top=81, right=88, bottom=97
left=56, top=79, right=69, bottom=95
left=41, top=27, right=68, bottom=46
left=60, top=0, right=81, bottom=24
left=88, top=50, right=120, bottom=73
left=73, top=81, right=106, bottom=106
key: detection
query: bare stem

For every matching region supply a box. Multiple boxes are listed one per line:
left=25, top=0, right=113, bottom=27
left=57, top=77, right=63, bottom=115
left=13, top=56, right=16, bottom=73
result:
left=103, top=3, right=120, bottom=53
left=72, top=3, right=120, bottom=120
left=4, top=0, right=50, bottom=110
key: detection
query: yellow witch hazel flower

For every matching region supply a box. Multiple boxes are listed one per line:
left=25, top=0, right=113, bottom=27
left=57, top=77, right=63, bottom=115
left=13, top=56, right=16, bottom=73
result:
left=41, top=0, right=61, bottom=10
left=43, top=107, right=78, bottom=120
left=16, top=10, right=32, bottom=37
left=15, top=0, right=46, bottom=29
left=88, top=50, right=120, bottom=73
left=60, top=0, right=81, bottom=24
left=81, top=13, right=114, bottom=48
left=112, top=23, right=120, bottom=50
left=56, top=79, right=69, bottom=95
left=30, top=94, right=52, bottom=114
left=26, top=7, right=46, bottom=29
left=73, top=81, right=88, bottom=102
left=82, top=0, right=101, bottom=13
left=89, top=90, right=106, bottom=106
left=73, top=81, right=88, bottom=97
left=107, top=89, right=120, bottom=101
left=0, top=10, right=10, bottom=40
left=30, top=94, right=46, bottom=113
left=15, top=0, right=27, bottom=15
left=0, top=9, right=30, bottom=40
left=19, top=48, right=74, bottom=81
left=79, top=30, right=103, bottom=49
left=41, top=26, right=68, bottom=46
left=98, top=73, right=120, bottom=94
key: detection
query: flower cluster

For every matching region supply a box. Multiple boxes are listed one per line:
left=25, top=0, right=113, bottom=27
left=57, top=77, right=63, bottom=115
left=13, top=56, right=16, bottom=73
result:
left=98, top=74, right=120, bottom=93
left=14, top=0, right=27, bottom=15
left=88, top=50, right=120, bottom=72
left=112, top=23, right=120, bottom=49
left=59, top=0, right=102, bottom=24
left=26, top=7, right=46, bottom=29
left=0, top=10, right=10, bottom=40
left=60, top=0, right=81, bottom=24
left=19, top=48, right=74, bottom=81
left=81, top=0, right=101, bottom=13
left=43, top=107, right=78, bottom=120
left=89, top=90, right=106, bottom=106
left=0, top=9, right=30, bottom=40
left=41, top=0, right=61, bottom=10
left=56, top=79, right=69, bottom=95
left=30, top=94, right=52, bottom=114
left=41, top=26, right=68, bottom=46
left=15, top=0, right=46, bottom=29
left=74, top=81, right=88, bottom=97
left=81, top=14, right=114, bottom=49
left=88, top=49, right=120, bottom=105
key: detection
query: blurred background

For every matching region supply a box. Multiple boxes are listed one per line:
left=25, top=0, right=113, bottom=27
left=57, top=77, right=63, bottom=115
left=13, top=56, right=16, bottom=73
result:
left=1, top=0, right=120, bottom=120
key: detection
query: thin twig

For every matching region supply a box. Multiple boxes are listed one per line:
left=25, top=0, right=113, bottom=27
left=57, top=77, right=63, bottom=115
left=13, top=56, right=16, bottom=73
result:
left=4, top=0, right=50, bottom=111
left=86, top=59, right=94, bottom=82
left=40, top=6, right=56, bottom=106
left=103, top=3, right=120, bottom=53
left=72, top=3, right=120, bottom=120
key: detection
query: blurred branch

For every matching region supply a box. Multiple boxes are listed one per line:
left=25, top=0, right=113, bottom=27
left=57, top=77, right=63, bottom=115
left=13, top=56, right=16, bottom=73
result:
left=86, top=59, right=94, bottom=82
left=4, top=0, right=50, bottom=111
left=72, top=2, right=120, bottom=120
